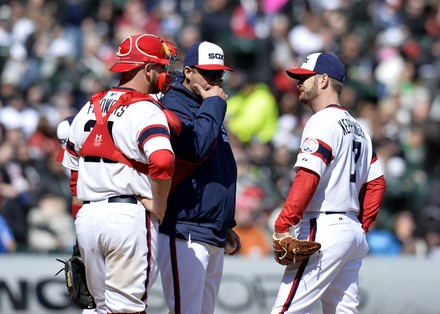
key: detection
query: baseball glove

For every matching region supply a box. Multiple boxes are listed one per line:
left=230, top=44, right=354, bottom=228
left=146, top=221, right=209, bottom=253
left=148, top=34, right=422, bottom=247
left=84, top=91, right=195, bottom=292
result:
left=273, top=233, right=321, bottom=265
left=56, top=247, right=96, bottom=309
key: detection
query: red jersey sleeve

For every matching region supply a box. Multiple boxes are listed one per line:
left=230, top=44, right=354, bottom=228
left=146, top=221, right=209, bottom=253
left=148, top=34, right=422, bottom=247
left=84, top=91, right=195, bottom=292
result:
left=274, top=167, right=320, bottom=233
left=358, top=175, right=387, bottom=233
left=70, top=170, right=78, bottom=196
left=148, top=150, right=175, bottom=179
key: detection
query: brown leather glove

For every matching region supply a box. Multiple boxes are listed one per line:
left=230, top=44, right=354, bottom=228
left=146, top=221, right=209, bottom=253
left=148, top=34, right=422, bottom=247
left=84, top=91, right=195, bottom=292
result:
left=273, top=233, right=321, bottom=265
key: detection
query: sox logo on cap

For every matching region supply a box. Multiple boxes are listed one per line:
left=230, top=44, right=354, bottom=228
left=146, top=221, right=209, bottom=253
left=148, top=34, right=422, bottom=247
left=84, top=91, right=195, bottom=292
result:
left=184, top=41, right=233, bottom=71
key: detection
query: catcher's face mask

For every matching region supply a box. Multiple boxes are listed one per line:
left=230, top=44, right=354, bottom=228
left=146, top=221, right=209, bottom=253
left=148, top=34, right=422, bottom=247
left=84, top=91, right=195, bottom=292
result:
left=158, top=40, right=180, bottom=94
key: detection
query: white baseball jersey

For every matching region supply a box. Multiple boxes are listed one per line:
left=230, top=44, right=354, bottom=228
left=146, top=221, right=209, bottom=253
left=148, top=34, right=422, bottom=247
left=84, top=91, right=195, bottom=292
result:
left=272, top=105, right=384, bottom=314
left=294, top=104, right=383, bottom=214
left=62, top=89, right=173, bottom=201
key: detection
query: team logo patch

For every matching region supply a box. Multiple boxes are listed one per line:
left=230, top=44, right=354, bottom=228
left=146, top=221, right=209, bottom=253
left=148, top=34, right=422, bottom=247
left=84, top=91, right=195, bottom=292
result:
left=93, top=134, right=103, bottom=147
left=301, top=138, right=319, bottom=154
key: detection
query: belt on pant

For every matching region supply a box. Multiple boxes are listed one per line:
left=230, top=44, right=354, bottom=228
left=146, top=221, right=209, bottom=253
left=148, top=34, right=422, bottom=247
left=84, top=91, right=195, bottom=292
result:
left=83, top=195, right=137, bottom=204
left=325, top=211, right=347, bottom=215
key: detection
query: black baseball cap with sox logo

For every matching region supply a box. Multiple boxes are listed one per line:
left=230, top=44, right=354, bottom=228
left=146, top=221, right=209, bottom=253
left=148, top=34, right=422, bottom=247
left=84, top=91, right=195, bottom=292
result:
left=286, top=52, right=346, bottom=83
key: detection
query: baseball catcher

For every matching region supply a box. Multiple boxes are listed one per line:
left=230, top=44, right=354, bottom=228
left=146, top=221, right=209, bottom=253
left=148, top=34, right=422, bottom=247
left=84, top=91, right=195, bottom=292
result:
left=272, top=233, right=321, bottom=265
left=56, top=244, right=96, bottom=309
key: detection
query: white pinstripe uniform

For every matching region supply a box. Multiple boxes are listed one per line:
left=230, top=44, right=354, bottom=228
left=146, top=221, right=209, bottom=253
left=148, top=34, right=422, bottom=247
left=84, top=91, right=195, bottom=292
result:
left=62, top=89, right=173, bottom=313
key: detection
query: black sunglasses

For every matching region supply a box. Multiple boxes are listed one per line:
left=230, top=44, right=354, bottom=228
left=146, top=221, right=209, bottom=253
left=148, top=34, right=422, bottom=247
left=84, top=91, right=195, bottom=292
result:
left=195, top=68, right=225, bottom=79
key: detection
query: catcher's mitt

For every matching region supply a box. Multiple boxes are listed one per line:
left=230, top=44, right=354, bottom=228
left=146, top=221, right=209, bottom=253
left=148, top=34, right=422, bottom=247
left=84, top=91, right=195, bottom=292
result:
left=273, top=233, right=321, bottom=265
left=56, top=255, right=96, bottom=309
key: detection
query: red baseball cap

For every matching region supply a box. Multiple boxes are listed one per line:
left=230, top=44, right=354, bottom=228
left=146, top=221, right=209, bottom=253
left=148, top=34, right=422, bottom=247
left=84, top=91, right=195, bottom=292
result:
left=109, top=34, right=171, bottom=72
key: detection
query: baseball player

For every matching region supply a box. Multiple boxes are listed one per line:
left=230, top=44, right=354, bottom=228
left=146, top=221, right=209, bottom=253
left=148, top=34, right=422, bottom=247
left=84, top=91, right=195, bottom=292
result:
left=271, top=52, right=387, bottom=314
left=56, top=116, right=97, bottom=314
left=56, top=116, right=74, bottom=162
left=157, top=41, right=241, bottom=314
left=56, top=115, right=83, bottom=216
left=62, top=34, right=177, bottom=314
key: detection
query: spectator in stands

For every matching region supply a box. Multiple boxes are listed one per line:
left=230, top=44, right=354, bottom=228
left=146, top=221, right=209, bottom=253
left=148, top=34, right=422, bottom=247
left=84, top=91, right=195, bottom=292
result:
left=0, top=140, right=31, bottom=248
left=0, top=213, right=16, bottom=253
left=226, top=78, right=279, bottom=145
left=26, top=193, right=75, bottom=253
left=234, top=185, right=271, bottom=258
left=393, top=210, right=428, bottom=256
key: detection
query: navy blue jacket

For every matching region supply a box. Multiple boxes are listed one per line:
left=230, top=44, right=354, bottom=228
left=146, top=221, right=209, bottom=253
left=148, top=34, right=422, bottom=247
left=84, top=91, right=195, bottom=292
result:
left=158, top=75, right=237, bottom=247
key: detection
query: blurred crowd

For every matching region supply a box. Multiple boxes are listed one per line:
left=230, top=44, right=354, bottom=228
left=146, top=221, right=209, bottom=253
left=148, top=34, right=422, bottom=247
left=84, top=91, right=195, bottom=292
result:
left=0, top=0, right=440, bottom=259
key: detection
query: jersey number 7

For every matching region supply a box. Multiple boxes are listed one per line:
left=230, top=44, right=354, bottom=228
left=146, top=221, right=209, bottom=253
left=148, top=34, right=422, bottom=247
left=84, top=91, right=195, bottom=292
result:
left=350, top=140, right=361, bottom=183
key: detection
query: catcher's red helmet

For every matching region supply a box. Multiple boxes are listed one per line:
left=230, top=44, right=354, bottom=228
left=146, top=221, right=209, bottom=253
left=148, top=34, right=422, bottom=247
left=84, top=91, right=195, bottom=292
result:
left=109, top=34, right=171, bottom=72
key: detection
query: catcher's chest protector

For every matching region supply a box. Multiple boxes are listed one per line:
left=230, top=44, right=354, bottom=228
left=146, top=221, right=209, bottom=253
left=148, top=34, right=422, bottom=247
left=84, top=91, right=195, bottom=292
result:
left=80, top=91, right=164, bottom=173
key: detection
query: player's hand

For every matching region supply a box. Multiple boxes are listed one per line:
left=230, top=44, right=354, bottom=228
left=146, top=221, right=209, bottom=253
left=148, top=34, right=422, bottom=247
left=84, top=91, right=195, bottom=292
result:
left=135, top=195, right=164, bottom=224
left=225, top=228, right=241, bottom=256
left=194, top=84, right=228, bottom=101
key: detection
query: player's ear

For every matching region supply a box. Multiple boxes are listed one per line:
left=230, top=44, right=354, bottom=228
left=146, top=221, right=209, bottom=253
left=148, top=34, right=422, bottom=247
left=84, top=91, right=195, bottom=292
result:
left=183, top=66, right=192, bottom=82
left=143, top=63, right=153, bottom=82
left=320, top=73, right=330, bottom=88
left=144, top=63, right=150, bottom=75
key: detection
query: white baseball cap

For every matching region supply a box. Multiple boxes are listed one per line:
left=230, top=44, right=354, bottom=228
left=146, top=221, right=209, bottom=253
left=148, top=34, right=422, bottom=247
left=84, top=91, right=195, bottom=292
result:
left=183, top=41, right=233, bottom=71
left=55, top=116, right=74, bottom=162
